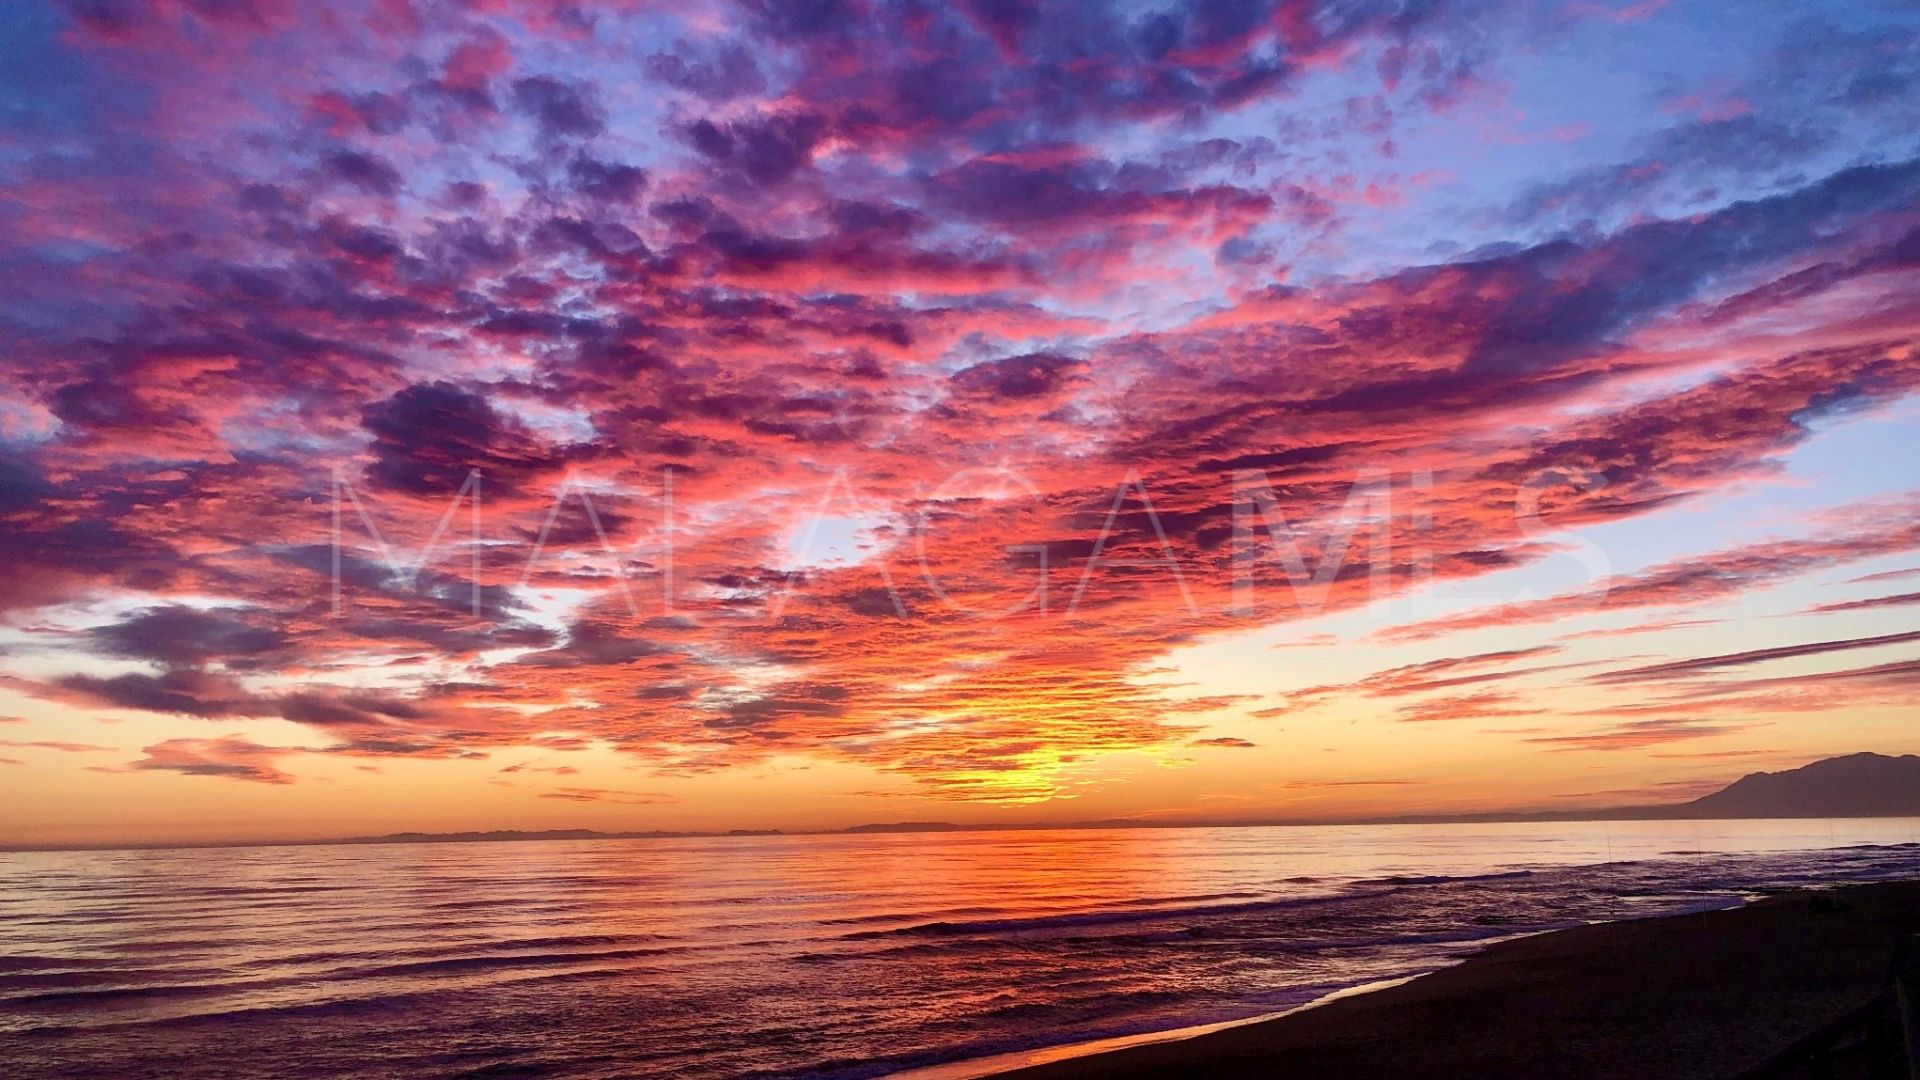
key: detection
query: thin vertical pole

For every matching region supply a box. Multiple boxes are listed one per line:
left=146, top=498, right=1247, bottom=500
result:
left=1896, top=934, right=1920, bottom=1080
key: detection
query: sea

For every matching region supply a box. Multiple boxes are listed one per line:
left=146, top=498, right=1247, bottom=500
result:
left=4, top=819, right=1920, bottom=1079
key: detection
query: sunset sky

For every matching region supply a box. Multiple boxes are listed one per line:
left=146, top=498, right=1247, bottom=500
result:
left=0, top=0, right=1916, bottom=847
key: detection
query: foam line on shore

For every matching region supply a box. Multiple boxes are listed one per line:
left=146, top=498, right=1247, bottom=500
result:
left=884, top=974, right=1429, bottom=1080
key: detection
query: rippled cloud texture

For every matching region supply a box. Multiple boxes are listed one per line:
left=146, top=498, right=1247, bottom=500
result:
left=0, top=0, right=1916, bottom=840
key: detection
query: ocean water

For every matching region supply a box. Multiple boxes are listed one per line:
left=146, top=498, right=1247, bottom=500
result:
left=4, top=819, right=1920, bottom=1079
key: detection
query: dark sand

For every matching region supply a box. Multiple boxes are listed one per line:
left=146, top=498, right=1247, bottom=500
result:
left=995, top=881, right=1920, bottom=1080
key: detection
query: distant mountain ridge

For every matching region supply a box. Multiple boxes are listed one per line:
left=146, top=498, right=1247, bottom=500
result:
left=8, top=753, right=1919, bottom=852
left=1675, top=753, right=1920, bottom=819
left=1234, top=753, right=1920, bottom=826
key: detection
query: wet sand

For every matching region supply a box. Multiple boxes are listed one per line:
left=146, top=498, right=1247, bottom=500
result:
left=992, top=881, right=1920, bottom=1080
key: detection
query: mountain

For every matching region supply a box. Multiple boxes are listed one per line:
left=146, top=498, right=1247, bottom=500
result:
left=1670, top=753, right=1920, bottom=819
left=1273, top=753, right=1920, bottom=825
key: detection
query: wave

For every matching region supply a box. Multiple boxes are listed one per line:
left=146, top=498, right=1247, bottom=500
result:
left=334, top=944, right=690, bottom=980
left=0, top=967, right=226, bottom=993
left=819, top=905, right=1009, bottom=927
left=13, top=984, right=453, bottom=1037
left=0, top=955, right=138, bottom=974
left=838, top=888, right=1399, bottom=940
left=8, top=980, right=246, bottom=1009
left=819, top=891, right=1266, bottom=929
left=837, top=870, right=1557, bottom=946
left=1352, top=869, right=1536, bottom=887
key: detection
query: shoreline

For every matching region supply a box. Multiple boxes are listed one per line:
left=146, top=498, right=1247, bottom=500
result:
left=898, top=894, right=1747, bottom=1080
left=965, top=881, right=1920, bottom=1080
left=884, top=898, right=1727, bottom=1080
left=888, top=975, right=1429, bottom=1080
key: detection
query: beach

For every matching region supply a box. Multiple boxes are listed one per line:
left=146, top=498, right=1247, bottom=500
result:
left=993, top=881, right=1920, bottom=1080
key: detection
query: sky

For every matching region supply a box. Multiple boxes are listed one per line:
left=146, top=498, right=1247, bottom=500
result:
left=0, top=0, right=1916, bottom=847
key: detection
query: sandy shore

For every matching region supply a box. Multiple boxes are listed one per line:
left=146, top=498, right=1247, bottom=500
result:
left=990, top=881, right=1920, bottom=1080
